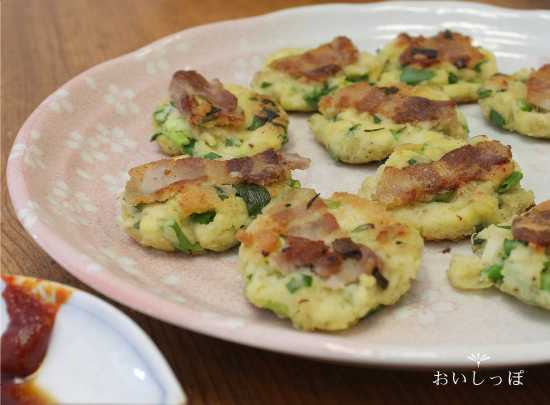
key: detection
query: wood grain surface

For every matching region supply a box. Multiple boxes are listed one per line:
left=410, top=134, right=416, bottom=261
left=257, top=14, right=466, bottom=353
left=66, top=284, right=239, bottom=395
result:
left=2, top=1, right=550, bottom=404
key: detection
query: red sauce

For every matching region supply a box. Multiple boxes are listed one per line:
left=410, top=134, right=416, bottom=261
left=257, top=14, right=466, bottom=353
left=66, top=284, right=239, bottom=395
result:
left=1, top=275, right=71, bottom=405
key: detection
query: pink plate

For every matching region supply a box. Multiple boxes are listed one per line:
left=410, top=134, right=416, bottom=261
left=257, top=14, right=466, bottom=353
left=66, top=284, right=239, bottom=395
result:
left=8, top=1, right=550, bottom=367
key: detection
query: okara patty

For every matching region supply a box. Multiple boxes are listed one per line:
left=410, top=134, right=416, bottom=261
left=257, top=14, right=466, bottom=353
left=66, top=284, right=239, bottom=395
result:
left=449, top=201, right=550, bottom=311
left=251, top=36, right=383, bottom=112
left=377, top=30, right=497, bottom=103
left=237, top=188, right=423, bottom=331
left=152, top=70, right=288, bottom=158
left=309, top=82, right=468, bottom=163
left=359, top=136, right=534, bottom=240
left=120, top=150, right=309, bottom=254
left=479, top=65, right=550, bottom=138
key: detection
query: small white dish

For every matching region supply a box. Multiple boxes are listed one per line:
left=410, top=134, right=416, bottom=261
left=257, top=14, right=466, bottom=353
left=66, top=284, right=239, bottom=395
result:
left=0, top=275, right=186, bottom=404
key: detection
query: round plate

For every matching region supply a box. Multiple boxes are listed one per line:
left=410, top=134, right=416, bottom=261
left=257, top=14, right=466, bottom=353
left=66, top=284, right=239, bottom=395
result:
left=7, top=1, right=550, bottom=368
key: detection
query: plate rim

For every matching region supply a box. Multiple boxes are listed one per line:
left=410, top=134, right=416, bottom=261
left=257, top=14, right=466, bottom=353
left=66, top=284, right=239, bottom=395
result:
left=7, top=1, right=550, bottom=368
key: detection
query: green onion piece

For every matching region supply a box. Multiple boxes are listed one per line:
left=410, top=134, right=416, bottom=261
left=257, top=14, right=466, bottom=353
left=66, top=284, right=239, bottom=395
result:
left=373, top=115, right=382, bottom=124
left=391, top=127, right=405, bottom=141
left=496, top=225, right=512, bottom=230
left=214, top=186, right=228, bottom=201
left=347, top=124, right=360, bottom=135
left=190, top=210, right=216, bottom=224
left=489, top=109, right=506, bottom=128
left=541, top=262, right=550, bottom=291
left=517, top=99, right=533, bottom=112
left=150, top=133, right=161, bottom=142
left=182, top=138, right=196, bottom=155
left=303, top=82, right=336, bottom=108
left=408, top=158, right=417, bottom=165
left=448, top=72, right=459, bottom=84
left=483, top=264, right=503, bottom=283
left=346, top=73, right=369, bottom=83
left=352, top=223, right=374, bottom=233
left=400, top=67, right=435, bottom=85
left=170, top=222, right=203, bottom=254
left=478, top=88, right=492, bottom=99
left=497, top=171, right=523, bottom=194
left=233, top=183, right=271, bottom=217
left=203, top=152, right=222, bottom=160
left=432, top=190, right=456, bottom=203
left=248, top=109, right=279, bottom=131
left=225, top=138, right=237, bottom=147
left=502, top=239, right=525, bottom=259
left=153, top=104, right=173, bottom=125
left=260, top=82, right=272, bottom=88
left=288, top=178, right=301, bottom=188
left=286, top=274, right=313, bottom=293
left=474, top=61, right=486, bottom=73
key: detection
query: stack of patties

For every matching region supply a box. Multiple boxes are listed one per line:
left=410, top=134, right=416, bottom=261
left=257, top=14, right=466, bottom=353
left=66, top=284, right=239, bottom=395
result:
left=359, top=136, right=534, bottom=240
left=478, top=64, right=550, bottom=138
left=120, top=150, right=309, bottom=254
left=449, top=200, right=550, bottom=311
left=237, top=188, right=423, bottom=331
left=309, top=82, right=468, bottom=163
left=152, top=70, right=289, bottom=159
left=252, top=36, right=383, bottom=112
left=377, top=30, right=497, bottom=103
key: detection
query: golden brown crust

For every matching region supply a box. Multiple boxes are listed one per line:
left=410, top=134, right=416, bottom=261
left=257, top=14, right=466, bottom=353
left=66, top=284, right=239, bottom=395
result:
left=170, top=70, right=245, bottom=127
left=124, top=150, right=310, bottom=205
left=526, top=64, right=550, bottom=110
left=375, top=141, right=513, bottom=207
left=319, top=82, right=456, bottom=124
left=512, top=200, right=550, bottom=246
left=269, top=36, right=359, bottom=82
left=396, top=30, right=484, bottom=70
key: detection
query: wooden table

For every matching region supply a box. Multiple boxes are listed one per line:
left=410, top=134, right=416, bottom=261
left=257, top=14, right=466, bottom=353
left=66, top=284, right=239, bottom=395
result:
left=3, top=0, right=550, bottom=403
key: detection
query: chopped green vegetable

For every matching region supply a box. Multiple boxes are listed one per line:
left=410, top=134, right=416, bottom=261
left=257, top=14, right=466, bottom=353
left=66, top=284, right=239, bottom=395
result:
left=214, top=186, right=228, bottom=200
left=170, top=222, right=203, bottom=254
left=190, top=210, right=216, bottom=224
left=345, top=73, right=369, bottom=83
left=233, top=183, right=271, bottom=217
left=478, top=88, right=492, bottom=99
left=472, top=236, right=486, bottom=246
left=400, top=67, right=435, bottom=85
left=391, top=127, right=405, bottom=141
left=364, top=127, right=384, bottom=132
left=517, top=99, right=533, bottom=112
left=260, top=82, right=272, bottom=88
left=497, top=171, right=523, bottom=194
left=352, top=223, right=374, bottom=233
left=288, top=178, right=301, bottom=188
left=502, top=239, right=526, bottom=259
left=225, top=138, right=238, bottom=147
left=203, top=152, right=222, bottom=160
left=182, top=138, right=196, bottom=155
left=150, top=133, right=162, bottom=142
left=408, top=158, right=417, bottom=165
left=542, top=262, right=550, bottom=291
left=474, top=61, right=486, bottom=73
left=373, top=115, right=382, bottom=124
left=248, top=109, right=279, bottom=131
left=483, top=264, right=503, bottom=283
left=432, top=190, right=456, bottom=203
left=489, top=109, right=506, bottom=128
left=347, top=124, right=360, bottom=135
left=448, top=72, right=459, bottom=84
left=325, top=199, right=341, bottom=209
left=153, top=104, right=173, bottom=125
left=286, top=274, right=313, bottom=293
left=496, top=225, right=512, bottom=230
left=303, top=82, right=336, bottom=108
